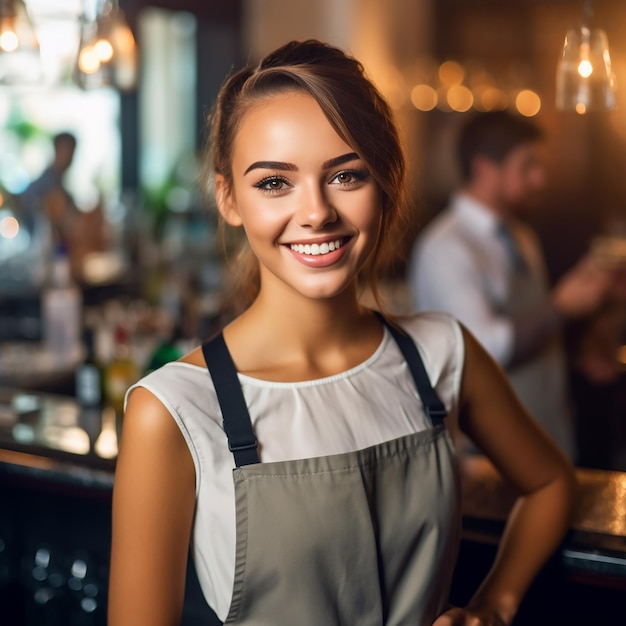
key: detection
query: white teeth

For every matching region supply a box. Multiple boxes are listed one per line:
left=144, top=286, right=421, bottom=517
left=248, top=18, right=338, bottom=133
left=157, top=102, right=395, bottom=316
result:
left=290, top=239, right=343, bottom=256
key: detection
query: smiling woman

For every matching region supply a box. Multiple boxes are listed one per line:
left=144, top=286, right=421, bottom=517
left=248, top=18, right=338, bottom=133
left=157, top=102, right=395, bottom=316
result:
left=207, top=42, right=406, bottom=315
left=213, top=90, right=383, bottom=302
left=108, top=40, right=576, bottom=626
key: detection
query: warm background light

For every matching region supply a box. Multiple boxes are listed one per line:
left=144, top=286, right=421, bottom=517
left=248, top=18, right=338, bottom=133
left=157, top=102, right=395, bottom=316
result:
left=476, top=86, right=507, bottom=111
left=515, top=89, right=541, bottom=117
left=447, top=84, right=473, bottom=112
left=0, top=215, right=19, bottom=239
left=438, top=60, right=465, bottom=86
left=410, top=84, right=437, bottom=111
left=78, top=46, right=100, bottom=73
left=0, top=29, right=19, bottom=52
left=94, top=39, right=114, bottom=62
left=578, top=59, right=593, bottom=78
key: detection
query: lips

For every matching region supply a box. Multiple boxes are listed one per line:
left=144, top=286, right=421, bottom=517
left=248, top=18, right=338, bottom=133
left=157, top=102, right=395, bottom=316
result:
left=284, top=236, right=351, bottom=267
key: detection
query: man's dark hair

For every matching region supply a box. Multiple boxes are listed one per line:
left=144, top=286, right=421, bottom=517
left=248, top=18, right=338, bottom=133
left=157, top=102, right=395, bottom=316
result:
left=458, top=111, right=543, bottom=181
left=53, top=132, right=77, bottom=151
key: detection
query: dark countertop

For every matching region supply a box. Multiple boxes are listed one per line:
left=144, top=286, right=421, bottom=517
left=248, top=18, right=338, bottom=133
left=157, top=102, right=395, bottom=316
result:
left=1, top=388, right=626, bottom=587
left=459, top=454, right=626, bottom=587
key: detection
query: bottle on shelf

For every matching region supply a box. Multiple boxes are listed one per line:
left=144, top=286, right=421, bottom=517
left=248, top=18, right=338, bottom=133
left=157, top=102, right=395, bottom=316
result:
left=75, top=326, right=103, bottom=409
left=103, top=323, right=138, bottom=418
left=41, top=242, right=82, bottom=366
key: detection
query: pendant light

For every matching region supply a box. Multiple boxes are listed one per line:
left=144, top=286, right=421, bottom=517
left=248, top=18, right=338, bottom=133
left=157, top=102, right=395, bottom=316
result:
left=555, top=0, right=616, bottom=113
left=75, top=0, right=137, bottom=90
left=0, top=0, right=42, bottom=85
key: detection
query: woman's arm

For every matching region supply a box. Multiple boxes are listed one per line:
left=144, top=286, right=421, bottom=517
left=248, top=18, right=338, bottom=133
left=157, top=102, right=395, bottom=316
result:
left=108, top=387, right=196, bottom=626
left=435, top=325, right=577, bottom=626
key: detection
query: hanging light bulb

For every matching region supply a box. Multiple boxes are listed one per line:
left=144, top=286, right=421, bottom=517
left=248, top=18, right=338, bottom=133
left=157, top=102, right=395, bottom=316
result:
left=556, top=0, right=616, bottom=113
left=0, top=0, right=42, bottom=85
left=75, top=0, right=137, bottom=90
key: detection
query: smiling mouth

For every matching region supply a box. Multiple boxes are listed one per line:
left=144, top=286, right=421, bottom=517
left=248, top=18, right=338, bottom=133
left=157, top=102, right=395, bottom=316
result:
left=289, top=238, right=346, bottom=256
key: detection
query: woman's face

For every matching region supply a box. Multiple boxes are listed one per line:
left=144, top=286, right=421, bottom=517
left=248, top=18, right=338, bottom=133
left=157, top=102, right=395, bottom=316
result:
left=216, top=90, right=383, bottom=302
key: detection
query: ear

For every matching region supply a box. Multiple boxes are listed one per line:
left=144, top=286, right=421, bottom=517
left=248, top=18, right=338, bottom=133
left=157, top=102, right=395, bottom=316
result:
left=215, top=174, right=243, bottom=227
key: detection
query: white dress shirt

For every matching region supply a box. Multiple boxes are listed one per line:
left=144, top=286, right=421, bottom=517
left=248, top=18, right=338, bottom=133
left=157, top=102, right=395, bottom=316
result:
left=408, top=192, right=576, bottom=459
left=409, top=193, right=547, bottom=365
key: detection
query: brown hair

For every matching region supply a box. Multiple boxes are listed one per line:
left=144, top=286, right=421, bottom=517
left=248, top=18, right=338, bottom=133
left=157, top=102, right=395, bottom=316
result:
left=203, top=39, right=408, bottom=313
left=458, top=111, right=543, bottom=182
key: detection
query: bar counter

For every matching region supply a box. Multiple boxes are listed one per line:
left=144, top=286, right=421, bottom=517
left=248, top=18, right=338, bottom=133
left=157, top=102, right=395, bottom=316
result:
left=1, top=389, right=625, bottom=624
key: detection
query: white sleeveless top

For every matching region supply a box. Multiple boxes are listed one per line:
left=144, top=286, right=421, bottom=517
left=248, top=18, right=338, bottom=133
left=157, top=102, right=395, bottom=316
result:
left=126, top=312, right=465, bottom=621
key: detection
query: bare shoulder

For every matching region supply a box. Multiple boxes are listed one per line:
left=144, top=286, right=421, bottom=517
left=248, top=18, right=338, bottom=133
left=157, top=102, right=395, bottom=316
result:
left=119, top=386, right=195, bottom=484
left=125, top=386, right=179, bottom=434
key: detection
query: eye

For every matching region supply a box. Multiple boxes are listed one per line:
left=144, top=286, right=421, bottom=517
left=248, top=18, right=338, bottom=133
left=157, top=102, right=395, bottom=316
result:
left=254, top=176, right=290, bottom=194
left=336, top=171, right=354, bottom=183
left=329, top=169, right=369, bottom=186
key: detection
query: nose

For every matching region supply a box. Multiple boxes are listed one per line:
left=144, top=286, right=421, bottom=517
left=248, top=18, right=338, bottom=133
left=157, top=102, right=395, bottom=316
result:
left=295, top=184, right=337, bottom=230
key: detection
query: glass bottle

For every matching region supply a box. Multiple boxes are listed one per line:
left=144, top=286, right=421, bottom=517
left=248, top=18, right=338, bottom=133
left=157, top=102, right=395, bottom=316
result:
left=41, top=243, right=82, bottom=366
left=103, top=324, right=137, bottom=417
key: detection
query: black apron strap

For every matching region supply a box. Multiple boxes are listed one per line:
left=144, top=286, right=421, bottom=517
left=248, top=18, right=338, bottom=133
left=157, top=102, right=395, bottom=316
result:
left=375, top=312, right=447, bottom=427
left=202, top=313, right=447, bottom=467
left=202, top=333, right=259, bottom=467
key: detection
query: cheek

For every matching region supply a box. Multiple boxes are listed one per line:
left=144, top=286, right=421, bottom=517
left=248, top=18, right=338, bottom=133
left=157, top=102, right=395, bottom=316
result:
left=354, top=187, right=383, bottom=226
left=238, top=199, right=287, bottom=242
left=501, top=170, right=523, bottom=195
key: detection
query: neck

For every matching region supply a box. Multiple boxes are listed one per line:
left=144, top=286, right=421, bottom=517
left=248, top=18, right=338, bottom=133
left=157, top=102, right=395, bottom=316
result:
left=222, top=278, right=381, bottom=379
left=247, top=282, right=368, bottom=348
left=462, top=182, right=511, bottom=219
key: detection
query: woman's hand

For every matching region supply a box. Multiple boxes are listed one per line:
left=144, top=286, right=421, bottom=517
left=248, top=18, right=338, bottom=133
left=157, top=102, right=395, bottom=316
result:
left=432, top=604, right=507, bottom=626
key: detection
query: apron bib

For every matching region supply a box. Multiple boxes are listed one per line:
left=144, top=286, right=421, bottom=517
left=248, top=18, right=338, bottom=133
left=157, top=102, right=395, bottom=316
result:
left=202, top=315, right=461, bottom=625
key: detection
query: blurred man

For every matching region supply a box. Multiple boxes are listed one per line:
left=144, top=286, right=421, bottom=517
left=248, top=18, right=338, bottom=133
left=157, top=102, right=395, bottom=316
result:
left=408, top=111, right=610, bottom=460
left=20, top=132, right=105, bottom=277
left=21, top=131, right=78, bottom=251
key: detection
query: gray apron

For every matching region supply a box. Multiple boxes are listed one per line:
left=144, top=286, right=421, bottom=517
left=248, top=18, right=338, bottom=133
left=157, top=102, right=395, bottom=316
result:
left=202, top=315, right=461, bottom=625
left=499, top=225, right=576, bottom=459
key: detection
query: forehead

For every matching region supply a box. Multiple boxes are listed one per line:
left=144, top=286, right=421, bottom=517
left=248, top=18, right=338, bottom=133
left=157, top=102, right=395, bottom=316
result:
left=502, top=142, right=541, bottom=167
left=231, top=91, right=352, bottom=170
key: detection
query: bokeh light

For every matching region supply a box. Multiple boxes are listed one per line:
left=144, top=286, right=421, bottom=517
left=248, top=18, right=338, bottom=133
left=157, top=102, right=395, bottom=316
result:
left=0, top=216, right=19, bottom=239
left=78, top=46, right=100, bottom=73
left=94, top=39, right=114, bottom=62
left=447, top=84, right=474, bottom=112
left=0, top=30, right=19, bottom=52
left=438, top=60, right=465, bottom=86
left=515, top=89, right=541, bottom=116
left=411, top=84, right=438, bottom=111
left=578, top=59, right=593, bottom=78
left=478, top=87, right=507, bottom=111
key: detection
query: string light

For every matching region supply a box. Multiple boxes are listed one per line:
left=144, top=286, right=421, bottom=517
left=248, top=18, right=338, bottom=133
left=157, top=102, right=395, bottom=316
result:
left=408, top=58, right=540, bottom=116
left=555, top=0, right=616, bottom=112
left=75, top=0, right=137, bottom=90
left=0, top=0, right=41, bottom=84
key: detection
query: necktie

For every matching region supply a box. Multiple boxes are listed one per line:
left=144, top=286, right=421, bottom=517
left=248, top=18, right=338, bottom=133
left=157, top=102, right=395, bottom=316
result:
left=497, top=222, right=528, bottom=273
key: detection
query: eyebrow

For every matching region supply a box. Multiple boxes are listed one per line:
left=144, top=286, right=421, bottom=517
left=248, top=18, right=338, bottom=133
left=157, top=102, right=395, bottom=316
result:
left=243, top=152, right=360, bottom=175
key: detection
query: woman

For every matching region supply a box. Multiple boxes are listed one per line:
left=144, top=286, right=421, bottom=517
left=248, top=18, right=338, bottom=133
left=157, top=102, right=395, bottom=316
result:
left=108, top=40, right=575, bottom=626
